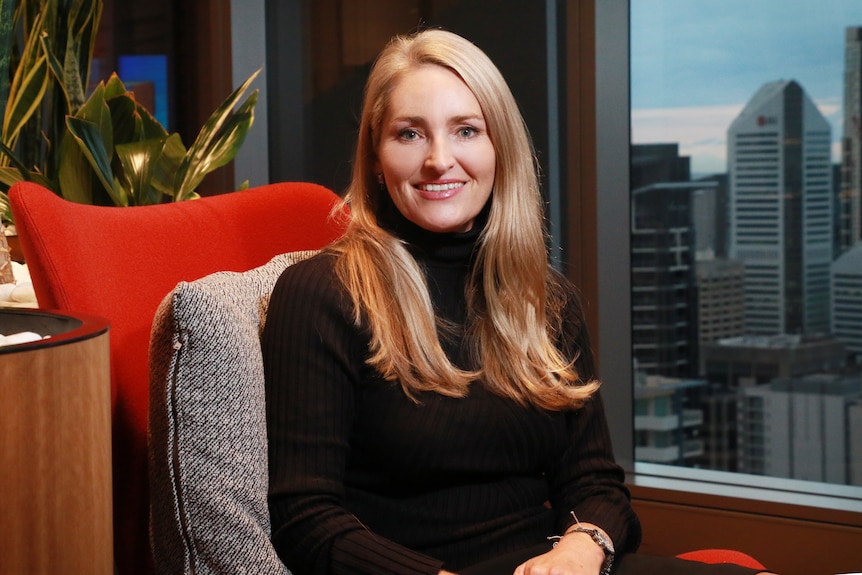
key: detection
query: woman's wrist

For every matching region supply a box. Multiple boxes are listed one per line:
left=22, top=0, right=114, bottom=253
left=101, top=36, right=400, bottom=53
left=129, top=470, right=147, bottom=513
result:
left=550, top=513, right=615, bottom=575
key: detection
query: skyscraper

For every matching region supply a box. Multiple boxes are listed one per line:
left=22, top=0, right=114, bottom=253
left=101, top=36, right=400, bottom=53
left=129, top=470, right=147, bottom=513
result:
left=831, top=243, right=862, bottom=364
left=727, top=80, right=833, bottom=336
left=840, top=27, right=862, bottom=253
left=630, top=144, right=702, bottom=378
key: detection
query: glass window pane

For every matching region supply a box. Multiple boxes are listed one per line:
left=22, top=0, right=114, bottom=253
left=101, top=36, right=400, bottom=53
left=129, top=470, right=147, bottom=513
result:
left=630, top=0, right=862, bottom=488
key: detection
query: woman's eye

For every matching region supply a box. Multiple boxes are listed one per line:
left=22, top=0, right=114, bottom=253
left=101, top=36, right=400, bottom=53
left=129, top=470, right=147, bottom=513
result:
left=458, top=126, right=478, bottom=138
left=398, top=129, right=420, bottom=141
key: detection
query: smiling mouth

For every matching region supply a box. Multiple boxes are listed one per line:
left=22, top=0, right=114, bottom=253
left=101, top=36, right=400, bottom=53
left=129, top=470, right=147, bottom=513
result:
left=417, top=182, right=463, bottom=192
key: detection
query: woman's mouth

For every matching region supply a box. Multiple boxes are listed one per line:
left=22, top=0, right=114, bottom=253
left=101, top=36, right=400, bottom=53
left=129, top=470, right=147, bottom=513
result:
left=416, top=182, right=464, bottom=199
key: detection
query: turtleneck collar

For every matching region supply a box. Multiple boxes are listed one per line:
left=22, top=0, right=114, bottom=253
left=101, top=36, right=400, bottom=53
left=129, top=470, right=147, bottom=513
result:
left=376, top=192, right=490, bottom=265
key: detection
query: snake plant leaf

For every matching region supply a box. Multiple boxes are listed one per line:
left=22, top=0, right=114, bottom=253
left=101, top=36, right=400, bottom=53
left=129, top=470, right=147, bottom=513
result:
left=0, top=166, right=52, bottom=189
left=4, top=6, right=50, bottom=147
left=0, top=167, right=24, bottom=188
left=0, top=142, right=51, bottom=187
left=0, top=0, right=15, bottom=118
left=0, top=191, right=8, bottom=221
left=39, top=32, right=71, bottom=106
left=67, top=116, right=128, bottom=206
left=115, top=138, right=166, bottom=205
left=1, top=54, right=49, bottom=151
left=64, top=0, right=101, bottom=112
left=172, top=69, right=260, bottom=202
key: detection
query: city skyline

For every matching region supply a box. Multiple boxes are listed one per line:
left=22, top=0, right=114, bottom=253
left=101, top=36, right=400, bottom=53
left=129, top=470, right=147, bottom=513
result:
left=631, top=0, right=862, bottom=176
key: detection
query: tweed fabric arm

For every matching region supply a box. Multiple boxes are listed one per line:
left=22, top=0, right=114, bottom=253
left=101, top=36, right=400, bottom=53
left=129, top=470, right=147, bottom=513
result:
left=149, top=251, right=318, bottom=575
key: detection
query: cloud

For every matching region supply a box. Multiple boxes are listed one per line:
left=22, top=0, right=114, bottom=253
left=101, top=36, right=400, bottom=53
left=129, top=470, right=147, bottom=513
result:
left=633, top=99, right=843, bottom=176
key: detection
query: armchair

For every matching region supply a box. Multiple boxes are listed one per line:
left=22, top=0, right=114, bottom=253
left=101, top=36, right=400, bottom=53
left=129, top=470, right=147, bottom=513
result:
left=8, top=181, right=347, bottom=575
left=146, top=254, right=770, bottom=574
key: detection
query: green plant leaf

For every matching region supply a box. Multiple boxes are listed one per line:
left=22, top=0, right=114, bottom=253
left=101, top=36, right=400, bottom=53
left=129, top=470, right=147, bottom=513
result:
left=149, top=132, right=186, bottom=197
left=66, top=0, right=101, bottom=112
left=57, top=128, right=94, bottom=204
left=115, top=138, right=167, bottom=205
left=107, top=92, right=142, bottom=144
left=0, top=166, right=52, bottom=190
left=67, top=116, right=128, bottom=206
left=134, top=97, right=169, bottom=140
left=0, top=167, right=25, bottom=188
left=76, top=81, right=115, bottom=156
left=104, top=72, right=128, bottom=99
left=173, top=69, right=260, bottom=201
left=39, top=31, right=71, bottom=108
left=0, top=0, right=15, bottom=120
left=1, top=54, right=49, bottom=151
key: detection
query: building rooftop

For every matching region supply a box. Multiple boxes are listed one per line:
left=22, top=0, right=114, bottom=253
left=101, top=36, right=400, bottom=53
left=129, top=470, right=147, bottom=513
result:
left=832, top=242, right=862, bottom=276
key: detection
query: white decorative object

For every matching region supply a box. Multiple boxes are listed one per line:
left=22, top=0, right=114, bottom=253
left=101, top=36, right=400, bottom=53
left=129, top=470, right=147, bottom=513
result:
left=0, top=262, right=37, bottom=308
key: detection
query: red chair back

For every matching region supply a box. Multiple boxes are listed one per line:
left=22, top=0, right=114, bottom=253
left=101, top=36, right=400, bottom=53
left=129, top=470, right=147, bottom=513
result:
left=9, top=181, right=347, bottom=575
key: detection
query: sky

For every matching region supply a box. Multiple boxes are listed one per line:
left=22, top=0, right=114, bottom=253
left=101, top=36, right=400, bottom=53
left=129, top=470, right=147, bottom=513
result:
left=630, top=0, right=862, bottom=176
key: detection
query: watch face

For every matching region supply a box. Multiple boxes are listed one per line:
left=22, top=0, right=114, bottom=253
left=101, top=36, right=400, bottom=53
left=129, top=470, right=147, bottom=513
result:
left=573, top=527, right=614, bottom=554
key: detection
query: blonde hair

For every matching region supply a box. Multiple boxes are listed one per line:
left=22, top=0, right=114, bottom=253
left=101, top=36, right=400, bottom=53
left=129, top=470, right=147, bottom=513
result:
left=329, top=29, right=598, bottom=410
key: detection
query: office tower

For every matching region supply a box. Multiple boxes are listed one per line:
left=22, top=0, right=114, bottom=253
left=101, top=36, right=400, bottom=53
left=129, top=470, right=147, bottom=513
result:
left=840, top=27, right=862, bottom=252
left=634, top=374, right=706, bottom=466
left=850, top=400, right=862, bottom=485
left=630, top=144, right=707, bottom=378
left=699, top=334, right=847, bottom=474
left=631, top=181, right=702, bottom=377
left=696, top=258, right=746, bottom=345
left=701, top=334, right=847, bottom=387
left=831, top=243, right=862, bottom=364
left=738, top=374, right=862, bottom=485
left=728, top=80, right=833, bottom=336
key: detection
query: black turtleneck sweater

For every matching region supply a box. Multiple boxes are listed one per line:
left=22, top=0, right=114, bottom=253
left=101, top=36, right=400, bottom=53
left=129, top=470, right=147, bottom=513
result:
left=262, top=210, right=641, bottom=575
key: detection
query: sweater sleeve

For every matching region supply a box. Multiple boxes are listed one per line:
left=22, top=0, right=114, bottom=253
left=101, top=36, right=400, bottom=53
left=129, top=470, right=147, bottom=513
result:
left=545, top=291, right=643, bottom=555
left=262, top=255, right=445, bottom=575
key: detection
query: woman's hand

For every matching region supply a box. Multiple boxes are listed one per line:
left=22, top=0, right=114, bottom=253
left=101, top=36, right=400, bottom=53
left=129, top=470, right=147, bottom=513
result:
left=513, top=530, right=606, bottom=575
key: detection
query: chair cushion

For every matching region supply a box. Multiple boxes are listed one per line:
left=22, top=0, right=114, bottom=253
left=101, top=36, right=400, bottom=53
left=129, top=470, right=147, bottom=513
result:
left=149, top=250, right=318, bottom=575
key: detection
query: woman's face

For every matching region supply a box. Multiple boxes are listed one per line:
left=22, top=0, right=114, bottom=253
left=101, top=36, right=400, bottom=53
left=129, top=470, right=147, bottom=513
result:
left=375, top=65, right=496, bottom=233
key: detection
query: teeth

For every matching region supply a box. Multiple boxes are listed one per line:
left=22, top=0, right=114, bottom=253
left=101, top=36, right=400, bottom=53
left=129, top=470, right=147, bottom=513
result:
left=419, top=183, right=462, bottom=192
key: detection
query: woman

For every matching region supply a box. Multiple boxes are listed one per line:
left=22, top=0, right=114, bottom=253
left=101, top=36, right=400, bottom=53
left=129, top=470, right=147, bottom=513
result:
left=262, top=29, right=769, bottom=575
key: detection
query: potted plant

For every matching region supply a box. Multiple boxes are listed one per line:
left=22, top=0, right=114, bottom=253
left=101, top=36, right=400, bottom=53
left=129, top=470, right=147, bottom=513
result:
left=0, top=0, right=259, bottom=212
left=0, top=0, right=258, bottom=301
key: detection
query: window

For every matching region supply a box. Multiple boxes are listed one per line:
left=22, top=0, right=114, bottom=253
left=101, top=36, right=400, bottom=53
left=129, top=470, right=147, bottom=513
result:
left=623, top=0, right=862, bottom=501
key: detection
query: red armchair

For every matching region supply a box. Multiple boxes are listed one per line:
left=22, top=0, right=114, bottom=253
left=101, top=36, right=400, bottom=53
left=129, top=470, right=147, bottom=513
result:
left=678, top=549, right=767, bottom=570
left=8, top=181, right=768, bottom=574
left=8, top=181, right=347, bottom=575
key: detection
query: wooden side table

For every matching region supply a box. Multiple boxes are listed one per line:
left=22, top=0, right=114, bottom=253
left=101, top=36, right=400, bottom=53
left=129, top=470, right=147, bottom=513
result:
left=0, top=309, right=112, bottom=574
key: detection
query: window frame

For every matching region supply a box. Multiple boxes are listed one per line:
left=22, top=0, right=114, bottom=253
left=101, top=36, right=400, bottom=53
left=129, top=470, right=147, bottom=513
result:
left=583, top=3, right=862, bottom=569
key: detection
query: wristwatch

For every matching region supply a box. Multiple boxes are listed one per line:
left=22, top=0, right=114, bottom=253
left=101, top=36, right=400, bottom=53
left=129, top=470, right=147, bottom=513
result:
left=570, top=526, right=615, bottom=575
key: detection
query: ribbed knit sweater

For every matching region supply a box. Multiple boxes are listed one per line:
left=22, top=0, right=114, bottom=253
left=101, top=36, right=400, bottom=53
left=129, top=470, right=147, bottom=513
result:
left=262, top=210, right=641, bottom=575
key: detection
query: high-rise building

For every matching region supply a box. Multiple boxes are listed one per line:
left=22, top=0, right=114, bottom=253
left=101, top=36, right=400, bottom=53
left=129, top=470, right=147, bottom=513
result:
left=631, top=182, right=702, bottom=377
left=696, top=258, right=746, bottom=346
left=840, top=27, right=862, bottom=253
left=831, top=243, right=862, bottom=364
left=738, top=374, right=862, bottom=485
left=631, top=144, right=711, bottom=378
left=634, top=373, right=705, bottom=466
left=728, top=80, right=833, bottom=336
left=699, top=334, right=848, bottom=474
left=701, top=334, right=847, bottom=388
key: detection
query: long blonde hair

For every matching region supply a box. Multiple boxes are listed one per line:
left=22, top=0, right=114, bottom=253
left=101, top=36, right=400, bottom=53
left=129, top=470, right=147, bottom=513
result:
left=329, top=29, right=598, bottom=410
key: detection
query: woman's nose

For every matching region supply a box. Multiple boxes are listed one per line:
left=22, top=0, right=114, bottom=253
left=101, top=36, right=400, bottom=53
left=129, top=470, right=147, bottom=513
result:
left=425, top=137, right=455, bottom=172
